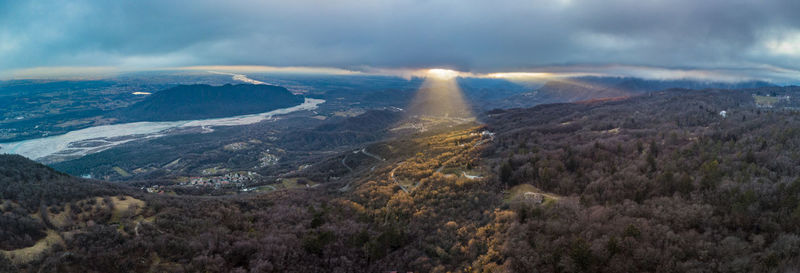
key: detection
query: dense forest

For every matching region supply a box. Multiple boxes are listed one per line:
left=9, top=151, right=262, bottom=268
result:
left=482, top=88, right=800, bottom=272
left=5, top=87, right=800, bottom=272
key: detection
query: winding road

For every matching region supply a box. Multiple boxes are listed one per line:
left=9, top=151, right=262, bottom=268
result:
left=389, top=161, right=410, bottom=193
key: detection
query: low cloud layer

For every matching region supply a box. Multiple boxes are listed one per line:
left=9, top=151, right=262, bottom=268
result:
left=3, top=0, right=800, bottom=82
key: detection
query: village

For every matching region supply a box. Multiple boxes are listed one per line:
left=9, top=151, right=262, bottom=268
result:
left=144, top=171, right=261, bottom=193
left=184, top=171, right=259, bottom=188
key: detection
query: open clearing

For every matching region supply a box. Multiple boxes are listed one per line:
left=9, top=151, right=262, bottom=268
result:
left=1, top=230, right=64, bottom=264
left=505, top=184, right=560, bottom=205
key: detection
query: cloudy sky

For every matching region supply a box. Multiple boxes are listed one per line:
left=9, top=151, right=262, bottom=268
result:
left=3, top=0, right=800, bottom=82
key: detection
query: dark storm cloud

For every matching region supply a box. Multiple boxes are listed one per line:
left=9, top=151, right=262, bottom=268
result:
left=2, top=0, right=800, bottom=80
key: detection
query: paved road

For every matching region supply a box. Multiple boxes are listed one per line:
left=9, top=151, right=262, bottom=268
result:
left=360, top=148, right=385, bottom=161
left=341, top=154, right=354, bottom=172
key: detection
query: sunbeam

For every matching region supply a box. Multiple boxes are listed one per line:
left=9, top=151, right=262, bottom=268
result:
left=407, top=69, right=473, bottom=119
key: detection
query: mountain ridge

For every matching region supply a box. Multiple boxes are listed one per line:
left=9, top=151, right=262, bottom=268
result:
left=487, top=77, right=774, bottom=109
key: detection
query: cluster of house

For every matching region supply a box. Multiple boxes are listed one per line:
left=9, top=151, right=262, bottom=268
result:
left=183, top=171, right=258, bottom=189
left=143, top=185, right=167, bottom=194
left=259, top=152, right=280, bottom=167
left=140, top=171, right=260, bottom=193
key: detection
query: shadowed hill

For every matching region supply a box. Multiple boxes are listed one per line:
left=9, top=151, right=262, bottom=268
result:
left=0, top=154, right=126, bottom=256
left=0, top=155, right=123, bottom=212
left=113, top=84, right=304, bottom=122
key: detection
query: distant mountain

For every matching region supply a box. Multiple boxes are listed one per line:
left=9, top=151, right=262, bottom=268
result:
left=486, top=77, right=774, bottom=109
left=113, top=84, right=304, bottom=122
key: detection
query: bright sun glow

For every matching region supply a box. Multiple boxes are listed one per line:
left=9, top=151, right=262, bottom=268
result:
left=426, top=69, right=460, bottom=80
left=764, top=32, right=800, bottom=57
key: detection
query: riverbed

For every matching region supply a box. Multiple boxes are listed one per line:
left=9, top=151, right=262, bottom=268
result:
left=0, top=98, right=325, bottom=163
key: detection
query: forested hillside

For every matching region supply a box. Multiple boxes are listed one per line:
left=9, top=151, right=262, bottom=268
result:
left=5, top=87, right=800, bottom=272
left=0, top=124, right=496, bottom=272
left=481, top=88, right=800, bottom=272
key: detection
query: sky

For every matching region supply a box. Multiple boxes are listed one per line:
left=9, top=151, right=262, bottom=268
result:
left=3, top=0, right=800, bottom=82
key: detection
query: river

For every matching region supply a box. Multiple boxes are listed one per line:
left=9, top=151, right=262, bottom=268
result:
left=0, top=98, right=325, bottom=163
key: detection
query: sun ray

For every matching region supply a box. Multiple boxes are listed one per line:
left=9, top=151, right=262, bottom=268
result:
left=406, top=70, right=473, bottom=118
